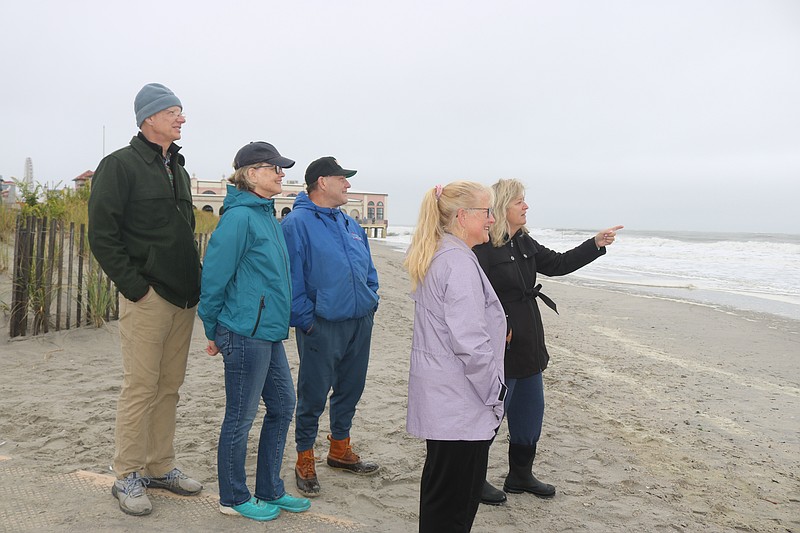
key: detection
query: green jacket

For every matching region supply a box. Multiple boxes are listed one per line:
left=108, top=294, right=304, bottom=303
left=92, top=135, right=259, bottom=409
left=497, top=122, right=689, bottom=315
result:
left=88, top=134, right=201, bottom=308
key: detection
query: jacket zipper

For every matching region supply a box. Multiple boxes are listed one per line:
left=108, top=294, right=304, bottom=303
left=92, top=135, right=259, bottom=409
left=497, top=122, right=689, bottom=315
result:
left=336, top=213, right=359, bottom=316
left=267, top=208, right=292, bottom=338
left=156, top=154, right=193, bottom=309
left=251, top=295, right=265, bottom=337
left=164, top=156, right=194, bottom=309
left=320, top=210, right=358, bottom=317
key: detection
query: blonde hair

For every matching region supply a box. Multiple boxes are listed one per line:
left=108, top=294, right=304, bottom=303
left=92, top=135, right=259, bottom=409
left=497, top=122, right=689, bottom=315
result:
left=228, top=164, right=258, bottom=191
left=404, top=181, right=491, bottom=290
left=488, top=178, right=529, bottom=247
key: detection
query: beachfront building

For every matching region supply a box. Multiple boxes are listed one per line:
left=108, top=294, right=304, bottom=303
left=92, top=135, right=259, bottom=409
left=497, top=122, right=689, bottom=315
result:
left=190, top=176, right=389, bottom=237
left=73, top=170, right=93, bottom=189
left=191, top=176, right=228, bottom=214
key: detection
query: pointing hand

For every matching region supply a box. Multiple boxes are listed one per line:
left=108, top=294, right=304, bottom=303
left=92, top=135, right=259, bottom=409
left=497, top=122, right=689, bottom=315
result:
left=595, top=225, right=624, bottom=248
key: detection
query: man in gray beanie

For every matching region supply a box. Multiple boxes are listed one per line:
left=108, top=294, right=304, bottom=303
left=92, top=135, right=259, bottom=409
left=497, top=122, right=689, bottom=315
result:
left=88, top=83, right=203, bottom=516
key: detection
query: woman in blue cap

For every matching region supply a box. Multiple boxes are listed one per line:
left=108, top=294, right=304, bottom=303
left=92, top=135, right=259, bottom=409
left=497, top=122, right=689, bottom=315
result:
left=199, top=142, right=310, bottom=522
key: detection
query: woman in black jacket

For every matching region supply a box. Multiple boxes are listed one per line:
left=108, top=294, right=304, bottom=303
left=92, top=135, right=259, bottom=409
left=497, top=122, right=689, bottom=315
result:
left=473, top=178, right=622, bottom=504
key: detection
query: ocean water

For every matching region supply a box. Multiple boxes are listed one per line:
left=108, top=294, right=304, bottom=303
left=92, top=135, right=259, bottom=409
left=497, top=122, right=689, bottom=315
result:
left=378, top=226, right=800, bottom=321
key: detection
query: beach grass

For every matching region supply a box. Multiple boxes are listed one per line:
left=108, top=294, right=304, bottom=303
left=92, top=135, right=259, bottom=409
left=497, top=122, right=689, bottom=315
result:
left=194, top=209, right=218, bottom=234
left=0, top=204, right=15, bottom=273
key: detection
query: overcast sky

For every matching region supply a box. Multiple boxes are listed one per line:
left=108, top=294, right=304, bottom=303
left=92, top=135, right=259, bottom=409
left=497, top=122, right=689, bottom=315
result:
left=1, top=0, right=798, bottom=233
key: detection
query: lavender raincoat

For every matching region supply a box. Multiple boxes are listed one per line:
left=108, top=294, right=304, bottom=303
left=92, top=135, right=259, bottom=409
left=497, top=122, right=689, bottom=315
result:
left=406, top=234, right=507, bottom=441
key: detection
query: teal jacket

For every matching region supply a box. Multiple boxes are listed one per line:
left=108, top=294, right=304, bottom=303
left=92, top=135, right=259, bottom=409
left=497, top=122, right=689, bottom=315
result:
left=88, top=134, right=201, bottom=308
left=198, top=186, right=292, bottom=342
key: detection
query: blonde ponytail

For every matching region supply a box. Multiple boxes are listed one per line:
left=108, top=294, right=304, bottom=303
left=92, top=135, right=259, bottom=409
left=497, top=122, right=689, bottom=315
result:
left=404, top=181, right=491, bottom=289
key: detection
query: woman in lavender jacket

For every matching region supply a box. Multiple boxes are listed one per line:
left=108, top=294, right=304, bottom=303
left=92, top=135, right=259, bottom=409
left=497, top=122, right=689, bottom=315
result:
left=404, top=181, right=508, bottom=533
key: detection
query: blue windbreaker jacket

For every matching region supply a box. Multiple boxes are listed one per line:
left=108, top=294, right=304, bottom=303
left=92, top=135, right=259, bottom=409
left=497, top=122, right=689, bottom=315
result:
left=281, top=192, right=379, bottom=331
left=198, top=185, right=292, bottom=342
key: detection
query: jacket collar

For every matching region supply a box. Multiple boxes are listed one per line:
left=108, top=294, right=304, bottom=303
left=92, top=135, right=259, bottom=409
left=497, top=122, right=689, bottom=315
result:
left=222, top=184, right=275, bottom=212
left=292, top=191, right=344, bottom=221
left=511, top=229, right=536, bottom=256
left=437, top=233, right=473, bottom=256
left=131, top=132, right=182, bottom=163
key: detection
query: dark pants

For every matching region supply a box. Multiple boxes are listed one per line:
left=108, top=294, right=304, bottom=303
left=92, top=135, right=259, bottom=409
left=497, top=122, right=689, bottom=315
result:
left=294, top=313, right=374, bottom=451
left=419, top=439, right=491, bottom=533
left=505, top=372, right=545, bottom=445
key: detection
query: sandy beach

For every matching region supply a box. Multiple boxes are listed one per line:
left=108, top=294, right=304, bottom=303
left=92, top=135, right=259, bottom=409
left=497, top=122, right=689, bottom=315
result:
left=1, top=241, right=798, bottom=532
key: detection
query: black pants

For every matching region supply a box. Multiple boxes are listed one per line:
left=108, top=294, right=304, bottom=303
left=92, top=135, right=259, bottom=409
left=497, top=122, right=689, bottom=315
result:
left=419, top=439, right=491, bottom=533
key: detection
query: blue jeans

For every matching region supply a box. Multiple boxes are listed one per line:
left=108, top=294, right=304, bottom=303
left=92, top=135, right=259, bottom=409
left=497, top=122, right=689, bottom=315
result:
left=294, top=314, right=374, bottom=451
left=505, top=373, right=545, bottom=446
left=215, top=325, right=296, bottom=506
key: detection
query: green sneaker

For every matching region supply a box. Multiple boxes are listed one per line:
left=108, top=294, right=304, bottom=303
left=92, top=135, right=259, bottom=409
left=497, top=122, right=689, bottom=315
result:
left=263, top=493, right=311, bottom=513
left=219, top=497, right=280, bottom=521
left=111, top=472, right=152, bottom=516
left=147, top=468, right=203, bottom=496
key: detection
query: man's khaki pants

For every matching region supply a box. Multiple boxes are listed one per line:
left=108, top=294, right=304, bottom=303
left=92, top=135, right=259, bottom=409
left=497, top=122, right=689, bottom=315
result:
left=114, top=290, right=196, bottom=478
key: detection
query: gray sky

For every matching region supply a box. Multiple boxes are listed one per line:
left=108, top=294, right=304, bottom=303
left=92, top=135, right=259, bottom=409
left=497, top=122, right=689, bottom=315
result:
left=2, top=0, right=798, bottom=232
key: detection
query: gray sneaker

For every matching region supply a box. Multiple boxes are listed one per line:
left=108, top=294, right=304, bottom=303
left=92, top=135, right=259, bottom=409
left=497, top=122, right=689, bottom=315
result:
left=147, top=468, right=203, bottom=496
left=111, top=472, right=152, bottom=516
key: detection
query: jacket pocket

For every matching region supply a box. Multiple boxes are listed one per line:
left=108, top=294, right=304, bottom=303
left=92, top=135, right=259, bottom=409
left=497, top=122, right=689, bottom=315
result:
left=142, top=246, right=156, bottom=275
left=251, top=295, right=265, bottom=337
left=128, top=198, right=172, bottom=229
left=315, top=288, right=345, bottom=321
left=504, top=313, right=516, bottom=351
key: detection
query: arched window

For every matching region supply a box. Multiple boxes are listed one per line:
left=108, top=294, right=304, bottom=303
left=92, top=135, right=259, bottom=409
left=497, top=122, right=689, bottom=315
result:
left=202, top=205, right=214, bottom=213
left=367, top=200, right=375, bottom=220
left=281, top=207, right=291, bottom=218
left=376, top=201, right=384, bottom=220
left=202, top=190, right=216, bottom=195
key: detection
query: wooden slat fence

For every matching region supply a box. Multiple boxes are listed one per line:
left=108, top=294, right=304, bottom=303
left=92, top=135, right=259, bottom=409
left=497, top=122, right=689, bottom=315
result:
left=9, top=214, right=209, bottom=338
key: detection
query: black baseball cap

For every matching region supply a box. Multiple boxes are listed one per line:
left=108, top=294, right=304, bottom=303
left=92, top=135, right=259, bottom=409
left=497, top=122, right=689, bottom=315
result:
left=233, top=141, right=295, bottom=170
left=305, top=156, right=357, bottom=185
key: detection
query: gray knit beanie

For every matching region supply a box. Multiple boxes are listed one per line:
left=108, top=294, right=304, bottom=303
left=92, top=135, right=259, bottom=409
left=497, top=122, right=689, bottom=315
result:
left=134, top=83, right=182, bottom=127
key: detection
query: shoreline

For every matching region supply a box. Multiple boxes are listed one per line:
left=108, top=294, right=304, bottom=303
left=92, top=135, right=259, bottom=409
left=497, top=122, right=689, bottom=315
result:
left=0, top=242, right=798, bottom=531
left=551, top=275, right=800, bottom=324
left=375, top=238, right=800, bottom=323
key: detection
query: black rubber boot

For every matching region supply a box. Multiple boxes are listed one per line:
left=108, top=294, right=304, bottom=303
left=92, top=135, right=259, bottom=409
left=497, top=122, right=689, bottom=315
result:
left=479, top=480, right=507, bottom=506
left=503, top=443, right=556, bottom=498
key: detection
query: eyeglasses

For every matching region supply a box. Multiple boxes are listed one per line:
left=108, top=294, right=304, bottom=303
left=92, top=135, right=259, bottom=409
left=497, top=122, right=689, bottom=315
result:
left=253, top=164, right=283, bottom=174
left=162, top=109, right=186, bottom=119
left=463, top=207, right=493, bottom=219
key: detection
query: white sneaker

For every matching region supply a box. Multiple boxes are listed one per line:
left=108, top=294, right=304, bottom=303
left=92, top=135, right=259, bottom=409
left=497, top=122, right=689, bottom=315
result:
left=111, top=472, right=152, bottom=516
left=146, top=467, right=203, bottom=496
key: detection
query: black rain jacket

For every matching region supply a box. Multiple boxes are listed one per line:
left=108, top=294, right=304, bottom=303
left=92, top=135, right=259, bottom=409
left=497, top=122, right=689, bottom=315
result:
left=473, top=230, right=604, bottom=378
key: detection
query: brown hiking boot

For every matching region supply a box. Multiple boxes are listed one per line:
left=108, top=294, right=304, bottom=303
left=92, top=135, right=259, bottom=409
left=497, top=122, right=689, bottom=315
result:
left=295, top=449, right=321, bottom=497
left=326, top=435, right=380, bottom=476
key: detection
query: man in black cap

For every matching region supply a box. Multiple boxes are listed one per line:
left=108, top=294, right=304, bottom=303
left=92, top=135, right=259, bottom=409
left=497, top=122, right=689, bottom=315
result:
left=88, top=83, right=202, bottom=516
left=281, top=156, right=381, bottom=497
